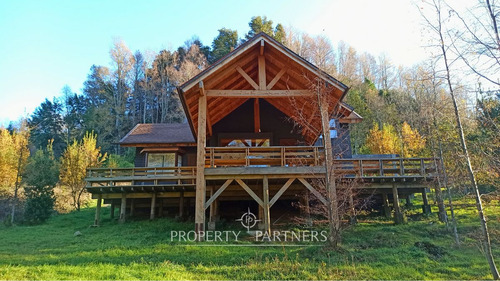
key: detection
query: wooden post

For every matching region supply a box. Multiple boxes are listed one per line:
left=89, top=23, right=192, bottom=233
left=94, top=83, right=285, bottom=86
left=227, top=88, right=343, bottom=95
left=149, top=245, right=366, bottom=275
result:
left=179, top=191, right=184, bottom=218
left=129, top=199, right=135, bottom=217
left=195, top=82, right=207, bottom=238
left=208, top=187, right=216, bottom=230
left=254, top=98, right=260, bottom=133
left=392, top=184, right=404, bottom=224
left=422, top=188, right=431, bottom=214
left=159, top=198, right=164, bottom=217
left=110, top=200, right=115, bottom=219
left=150, top=193, right=157, bottom=220
left=382, top=193, right=391, bottom=218
left=405, top=195, right=413, bottom=208
left=94, top=194, right=102, bottom=226
left=434, top=184, right=448, bottom=223
left=263, top=176, right=271, bottom=233
left=119, top=193, right=126, bottom=223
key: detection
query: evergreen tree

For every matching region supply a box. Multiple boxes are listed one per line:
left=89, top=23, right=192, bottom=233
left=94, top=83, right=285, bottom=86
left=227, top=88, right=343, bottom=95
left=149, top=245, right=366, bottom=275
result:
left=23, top=141, right=59, bottom=224
left=29, top=98, right=65, bottom=156
left=210, top=28, right=238, bottom=64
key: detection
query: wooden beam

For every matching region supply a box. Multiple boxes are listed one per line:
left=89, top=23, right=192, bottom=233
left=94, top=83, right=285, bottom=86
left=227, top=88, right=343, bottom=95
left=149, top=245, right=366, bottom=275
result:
left=236, top=66, right=259, bottom=90
left=392, top=184, right=404, bottom=224
left=150, top=193, right=157, bottom=220
left=422, top=189, right=431, bottom=214
left=254, top=98, right=260, bottom=133
left=206, top=90, right=313, bottom=98
left=119, top=193, right=126, bottom=223
left=179, top=191, right=184, bottom=218
left=382, top=193, right=391, bottom=218
left=93, top=194, right=102, bottom=226
left=258, top=54, right=266, bottom=90
left=110, top=201, right=115, bottom=219
left=297, top=178, right=328, bottom=206
left=205, top=179, right=233, bottom=209
left=260, top=39, right=264, bottom=56
left=195, top=93, right=207, bottom=236
left=199, top=81, right=205, bottom=96
left=266, top=68, right=286, bottom=90
left=269, top=178, right=295, bottom=207
left=235, top=179, right=264, bottom=207
left=263, top=176, right=271, bottom=233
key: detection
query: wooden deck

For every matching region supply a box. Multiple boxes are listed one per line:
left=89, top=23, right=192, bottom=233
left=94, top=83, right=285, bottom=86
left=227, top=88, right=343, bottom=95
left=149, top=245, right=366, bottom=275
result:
left=86, top=146, right=439, bottom=193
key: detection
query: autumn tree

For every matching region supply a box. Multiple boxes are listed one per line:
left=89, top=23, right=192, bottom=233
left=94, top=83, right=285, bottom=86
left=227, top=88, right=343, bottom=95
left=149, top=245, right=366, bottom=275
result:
left=420, top=0, right=499, bottom=278
left=60, top=132, right=106, bottom=211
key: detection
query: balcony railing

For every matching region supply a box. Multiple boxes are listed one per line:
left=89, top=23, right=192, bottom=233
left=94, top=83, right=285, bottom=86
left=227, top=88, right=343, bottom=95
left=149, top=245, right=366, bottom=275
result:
left=205, top=146, right=323, bottom=167
left=85, top=147, right=439, bottom=192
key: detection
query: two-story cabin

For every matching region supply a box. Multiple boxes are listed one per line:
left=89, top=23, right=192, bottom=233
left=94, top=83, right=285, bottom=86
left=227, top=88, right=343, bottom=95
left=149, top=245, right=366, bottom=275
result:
left=86, top=33, right=441, bottom=231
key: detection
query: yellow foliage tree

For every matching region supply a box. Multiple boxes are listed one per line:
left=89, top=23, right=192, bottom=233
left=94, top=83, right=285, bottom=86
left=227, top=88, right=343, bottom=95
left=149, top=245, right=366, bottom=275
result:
left=365, top=122, right=426, bottom=157
left=365, top=123, right=400, bottom=155
left=60, top=132, right=106, bottom=210
left=401, top=122, right=426, bottom=158
left=0, top=127, right=30, bottom=197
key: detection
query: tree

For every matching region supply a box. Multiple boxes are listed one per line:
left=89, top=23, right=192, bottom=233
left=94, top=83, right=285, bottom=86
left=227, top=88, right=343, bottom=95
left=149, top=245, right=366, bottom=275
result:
left=60, top=132, right=107, bottom=211
left=365, top=123, right=400, bottom=155
left=23, top=141, right=59, bottom=224
left=10, top=121, right=30, bottom=224
left=401, top=122, right=426, bottom=158
left=420, top=1, right=499, bottom=278
left=29, top=98, right=65, bottom=156
left=210, top=28, right=238, bottom=63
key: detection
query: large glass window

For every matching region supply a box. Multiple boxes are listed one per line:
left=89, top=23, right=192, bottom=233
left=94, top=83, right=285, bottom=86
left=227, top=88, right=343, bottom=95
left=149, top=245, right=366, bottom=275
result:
left=220, top=138, right=270, bottom=147
left=147, top=153, right=177, bottom=167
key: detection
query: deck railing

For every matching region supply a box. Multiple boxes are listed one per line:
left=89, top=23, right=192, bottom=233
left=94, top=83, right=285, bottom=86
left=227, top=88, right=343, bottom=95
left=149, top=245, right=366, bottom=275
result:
left=86, top=166, right=196, bottom=189
left=205, top=146, right=323, bottom=167
left=85, top=148, right=439, bottom=191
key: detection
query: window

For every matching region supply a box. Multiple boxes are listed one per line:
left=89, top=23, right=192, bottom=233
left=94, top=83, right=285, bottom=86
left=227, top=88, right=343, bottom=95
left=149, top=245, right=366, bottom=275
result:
left=147, top=153, right=177, bottom=168
left=220, top=138, right=270, bottom=147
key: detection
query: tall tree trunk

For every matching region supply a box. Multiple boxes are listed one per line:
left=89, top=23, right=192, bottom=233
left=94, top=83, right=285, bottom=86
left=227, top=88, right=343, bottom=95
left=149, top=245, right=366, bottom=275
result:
left=10, top=146, right=24, bottom=224
left=434, top=2, right=499, bottom=277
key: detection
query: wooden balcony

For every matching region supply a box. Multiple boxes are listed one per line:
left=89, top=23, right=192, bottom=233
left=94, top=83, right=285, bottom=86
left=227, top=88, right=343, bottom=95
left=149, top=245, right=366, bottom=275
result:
left=86, top=146, right=439, bottom=193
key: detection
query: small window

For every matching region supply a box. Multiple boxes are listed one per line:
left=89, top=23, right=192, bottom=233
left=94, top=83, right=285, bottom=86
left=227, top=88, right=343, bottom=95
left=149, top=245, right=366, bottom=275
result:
left=147, top=153, right=176, bottom=168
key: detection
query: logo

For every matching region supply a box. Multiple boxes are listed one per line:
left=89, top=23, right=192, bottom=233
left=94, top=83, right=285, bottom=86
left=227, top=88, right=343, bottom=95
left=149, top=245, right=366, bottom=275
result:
left=235, top=208, right=261, bottom=231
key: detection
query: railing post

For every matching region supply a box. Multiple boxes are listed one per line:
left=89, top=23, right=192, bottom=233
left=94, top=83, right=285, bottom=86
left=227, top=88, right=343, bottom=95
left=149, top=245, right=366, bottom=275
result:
left=379, top=160, right=384, bottom=176
left=420, top=159, right=425, bottom=179
left=281, top=147, right=285, bottom=166
left=245, top=147, right=250, bottom=166
left=399, top=158, right=404, bottom=176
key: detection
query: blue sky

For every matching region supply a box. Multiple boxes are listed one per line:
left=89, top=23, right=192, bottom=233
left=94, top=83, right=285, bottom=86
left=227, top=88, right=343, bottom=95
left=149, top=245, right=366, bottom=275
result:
left=0, top=0, right=426, bottom=125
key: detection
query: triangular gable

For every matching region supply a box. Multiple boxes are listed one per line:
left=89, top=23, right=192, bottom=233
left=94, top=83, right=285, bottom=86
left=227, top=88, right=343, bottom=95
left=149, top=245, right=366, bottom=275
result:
left=177, top=32, right=353, bottom=145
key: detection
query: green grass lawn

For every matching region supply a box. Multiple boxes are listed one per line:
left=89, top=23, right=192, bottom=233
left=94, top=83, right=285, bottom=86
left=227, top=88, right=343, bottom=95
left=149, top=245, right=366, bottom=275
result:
left=0, top=196, right=499, bottom=280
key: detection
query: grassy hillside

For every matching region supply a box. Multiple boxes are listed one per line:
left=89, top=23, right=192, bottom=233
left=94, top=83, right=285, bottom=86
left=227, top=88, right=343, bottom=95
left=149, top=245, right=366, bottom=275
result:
left=0, top=197, right=499, bottom=280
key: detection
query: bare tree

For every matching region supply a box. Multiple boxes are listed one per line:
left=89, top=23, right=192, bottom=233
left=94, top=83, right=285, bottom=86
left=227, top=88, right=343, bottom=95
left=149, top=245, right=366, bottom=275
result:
left=420, top=1, right=499, bottom=278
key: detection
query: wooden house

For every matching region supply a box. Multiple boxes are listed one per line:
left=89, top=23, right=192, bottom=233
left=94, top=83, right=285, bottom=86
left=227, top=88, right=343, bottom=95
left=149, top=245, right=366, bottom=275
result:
left=86, top=33, right=441, bottom=231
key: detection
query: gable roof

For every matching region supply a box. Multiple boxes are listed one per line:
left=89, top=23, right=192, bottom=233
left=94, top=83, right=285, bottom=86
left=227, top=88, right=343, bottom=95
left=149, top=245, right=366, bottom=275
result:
left=177, top=32, right=354, bottom=145
left=119, top=123, right=195, bottom=147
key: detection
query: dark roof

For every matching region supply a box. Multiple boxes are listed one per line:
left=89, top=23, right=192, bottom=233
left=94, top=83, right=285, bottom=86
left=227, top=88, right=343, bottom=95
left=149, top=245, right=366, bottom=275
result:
left=119, top=123, right=195, bottom=145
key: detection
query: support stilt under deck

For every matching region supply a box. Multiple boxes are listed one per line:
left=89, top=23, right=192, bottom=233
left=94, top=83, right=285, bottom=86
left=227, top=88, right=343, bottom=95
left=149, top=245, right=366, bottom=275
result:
left=392, top=184, right=404, bottom=224
left=129, top=199, right=135, bottom=217
left=382, top=193, right=391, bottom=218
left=150, top=193, right=157, bottom=220
left=422, top=189, right=431, bottom=214
left=348, top=188, right=357, bottom=225
left=179, top=191, right=184, bottom=218
left=263, top=176, right=271, bottom=233
left=110, top=201, right=115, bottom=219
left=94, top=194, right=102, bottom=226
left=119, top=193, right=126, bottom=223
